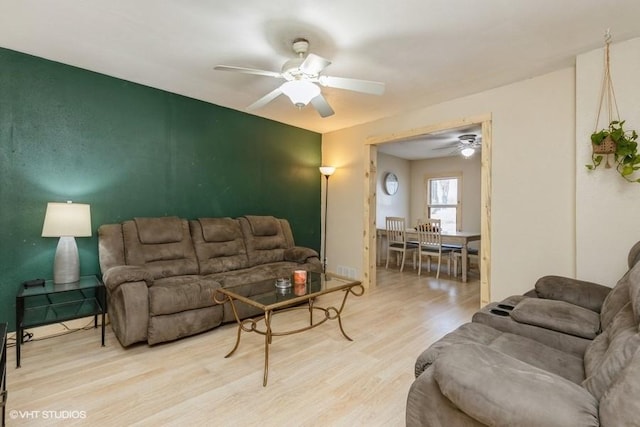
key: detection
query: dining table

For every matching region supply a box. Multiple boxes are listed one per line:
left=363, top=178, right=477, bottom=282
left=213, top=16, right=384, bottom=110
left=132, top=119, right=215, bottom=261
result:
left=376, top=228, right=481, bottom=282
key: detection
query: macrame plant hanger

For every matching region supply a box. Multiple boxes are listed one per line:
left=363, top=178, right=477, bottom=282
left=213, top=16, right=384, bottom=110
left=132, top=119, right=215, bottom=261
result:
left=593, top=29, right=620, bottom=168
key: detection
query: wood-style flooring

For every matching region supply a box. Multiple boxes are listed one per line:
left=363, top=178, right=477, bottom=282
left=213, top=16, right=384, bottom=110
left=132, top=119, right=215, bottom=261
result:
left=5, top=267, right=480, bottom=427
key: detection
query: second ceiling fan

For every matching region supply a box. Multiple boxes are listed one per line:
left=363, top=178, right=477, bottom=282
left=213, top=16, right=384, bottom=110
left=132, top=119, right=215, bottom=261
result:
left=214, top=38, right=385, bottom=118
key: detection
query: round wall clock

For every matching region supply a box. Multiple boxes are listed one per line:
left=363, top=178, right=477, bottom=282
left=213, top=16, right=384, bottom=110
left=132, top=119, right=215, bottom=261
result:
left=384, top=172, right=399, bottom=195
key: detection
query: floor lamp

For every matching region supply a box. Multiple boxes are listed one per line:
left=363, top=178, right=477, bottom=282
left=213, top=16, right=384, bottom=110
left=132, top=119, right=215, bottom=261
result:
left=319, top=166, right=336, bottom=273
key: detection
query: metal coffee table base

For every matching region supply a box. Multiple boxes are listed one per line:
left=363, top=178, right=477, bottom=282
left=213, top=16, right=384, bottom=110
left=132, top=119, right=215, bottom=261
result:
left=216, top=284, right=364, bottom=386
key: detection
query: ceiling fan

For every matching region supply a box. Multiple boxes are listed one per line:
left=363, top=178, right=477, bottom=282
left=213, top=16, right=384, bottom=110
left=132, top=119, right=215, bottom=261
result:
left=214, top=38, right=385, bottom=118
left=436, top=134, right=482, bottom=158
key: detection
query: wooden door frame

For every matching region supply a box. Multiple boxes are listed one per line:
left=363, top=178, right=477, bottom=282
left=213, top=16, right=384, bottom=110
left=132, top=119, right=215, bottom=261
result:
left=362, top=114, right=492, bottom=306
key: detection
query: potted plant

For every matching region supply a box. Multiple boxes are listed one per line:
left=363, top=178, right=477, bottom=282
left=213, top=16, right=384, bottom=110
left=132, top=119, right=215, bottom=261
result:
left=587, top=120, right=640, bottom=183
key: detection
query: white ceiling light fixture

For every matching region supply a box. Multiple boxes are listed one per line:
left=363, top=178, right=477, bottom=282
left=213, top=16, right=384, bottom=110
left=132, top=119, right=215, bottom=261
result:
left=280, top=80, right=321, bottom=107
left=460, top=147, right=476, bottom=158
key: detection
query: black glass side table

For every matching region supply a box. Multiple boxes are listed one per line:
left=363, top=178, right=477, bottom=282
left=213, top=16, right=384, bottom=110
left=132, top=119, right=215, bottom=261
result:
left=1, top=322, right=7, bottom=426
left=15, top=275, right=106, bottom=368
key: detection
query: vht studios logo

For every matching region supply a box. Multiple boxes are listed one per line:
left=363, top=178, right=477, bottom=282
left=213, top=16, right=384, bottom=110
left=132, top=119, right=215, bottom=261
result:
left=9, top=410, right=87, bottom=420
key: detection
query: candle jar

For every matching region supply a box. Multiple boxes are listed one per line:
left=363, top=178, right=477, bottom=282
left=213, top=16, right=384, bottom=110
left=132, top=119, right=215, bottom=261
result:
left=293, top=270, right=307, bottom=285
left=294, top=282, right=307, bottom=296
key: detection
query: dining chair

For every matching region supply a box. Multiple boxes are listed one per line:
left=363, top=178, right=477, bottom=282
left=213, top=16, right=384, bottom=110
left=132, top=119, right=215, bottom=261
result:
left=452, top=246, right=480, bottom=278
left=385, top=216, right=418, bottom=272
left=415, top=218, right=453, bottom=278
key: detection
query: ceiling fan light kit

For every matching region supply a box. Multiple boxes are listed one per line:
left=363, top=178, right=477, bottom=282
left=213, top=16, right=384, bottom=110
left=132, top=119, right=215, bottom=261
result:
left=460, top=147, right=476, bottom=158
left=279, top=80, right=320, bottom=107
left=214, top=38, right=385, bottom=118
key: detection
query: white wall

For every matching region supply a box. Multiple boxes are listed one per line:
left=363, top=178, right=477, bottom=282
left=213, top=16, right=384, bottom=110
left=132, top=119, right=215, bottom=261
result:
left=376, top=153, right=411, bottom=226
left=576, top=37, right=640, bottom=286
left=322, top=67, right=576, bottom=301
left=410, top=155, right=481, bottom=233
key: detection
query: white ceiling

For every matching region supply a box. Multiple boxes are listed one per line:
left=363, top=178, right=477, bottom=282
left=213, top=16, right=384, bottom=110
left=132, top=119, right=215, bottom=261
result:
left=2, top=0, right=640, bottom=139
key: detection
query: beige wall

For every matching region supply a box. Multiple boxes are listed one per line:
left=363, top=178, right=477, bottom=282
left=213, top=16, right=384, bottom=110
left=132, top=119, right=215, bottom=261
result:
left=576, top=37, right=640, bottom=285
left=322, top=66, right=575, bottom=301
left=377, top=153, right=411, bottom=226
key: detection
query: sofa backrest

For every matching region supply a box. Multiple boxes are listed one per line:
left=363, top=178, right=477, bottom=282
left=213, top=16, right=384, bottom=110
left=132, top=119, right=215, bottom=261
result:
left=189, top=218, right=250, bottom=275
left=239, top=215, right=292, bottom=267
left=121, top=217, right=199, bottom=279
left=582, top=261, right=640, bottom=400
left=599, top=241, right=640, bottom=330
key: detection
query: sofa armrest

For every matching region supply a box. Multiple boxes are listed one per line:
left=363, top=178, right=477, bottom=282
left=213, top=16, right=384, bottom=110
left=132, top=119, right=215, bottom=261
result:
left=534, top=275, right=611, bottom=312
left=510, top=298, right=601, bottom=339
left=102, top=265, right=154, bottom=292
left=284, top=246, right=319, bottom=264
left=433, top=343, right=599, bottom=427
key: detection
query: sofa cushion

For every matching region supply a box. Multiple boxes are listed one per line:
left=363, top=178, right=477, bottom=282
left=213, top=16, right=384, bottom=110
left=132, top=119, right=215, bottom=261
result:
left=199, top=217, right=240, bottom=242
left=245, top=215, right=280, bottom=236
left=190, top=219, right=249, bottom=275
left=600, top=271, right=631, bottom=331
left=582, top=303, right=640, bottom=400
left=489, top=332, right=585, bottom=384
left=240, top=216, right=289, bottom=267
left=534, top=275, right=611, bottom=312
left=433, top=343, right=599, bottom=427
left=510, top=298, right=601, bottom=339
left=598, top=346, right=640, bottom=427
left=149, top=276, right=221, bottom=316
left=284, top=246, right=319, bottom=264
left=123, top=218, right=199, bottom=279
left=134, top=216, right=183, bottom=244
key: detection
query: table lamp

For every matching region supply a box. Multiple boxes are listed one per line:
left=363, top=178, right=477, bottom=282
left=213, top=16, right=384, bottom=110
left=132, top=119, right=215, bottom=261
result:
left=41, top=201, right=92, bottom=284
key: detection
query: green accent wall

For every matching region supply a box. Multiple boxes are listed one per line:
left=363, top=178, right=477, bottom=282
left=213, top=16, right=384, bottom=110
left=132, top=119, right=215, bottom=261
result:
left=0, top=47, right=322, bottom=330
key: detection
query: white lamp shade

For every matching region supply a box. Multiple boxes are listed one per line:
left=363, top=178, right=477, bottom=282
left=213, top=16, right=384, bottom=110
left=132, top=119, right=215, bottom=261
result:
left=319, top=166, right=336, bottom=177
left=280, top=80, right=321, bottom=107
left=42, top=202, right=92, bottom=237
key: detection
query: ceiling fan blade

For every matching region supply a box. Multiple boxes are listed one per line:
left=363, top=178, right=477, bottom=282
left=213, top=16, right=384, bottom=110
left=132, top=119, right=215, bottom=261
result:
left=214, top=65, right=282, bottom=79
left=433, top=143, right=461, bottom=150
left=300, top=53, right=331, bottom=75
left=247, top=87, right=283, bottom=111
left=318, top=75, right=385, bottom=95
left=310, top=94, right=335, bottom=118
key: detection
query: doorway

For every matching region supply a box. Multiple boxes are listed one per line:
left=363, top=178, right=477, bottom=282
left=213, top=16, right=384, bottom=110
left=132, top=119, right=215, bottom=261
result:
left=362, top=114, right=492, bottom=307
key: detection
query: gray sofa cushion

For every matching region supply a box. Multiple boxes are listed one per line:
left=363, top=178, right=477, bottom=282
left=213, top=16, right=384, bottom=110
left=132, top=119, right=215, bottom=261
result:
left=600, top=272, right=632, bottom=331
left=534, top=275, right=611, bottom=312
left=415, top=322, right=585, bottom=384
left=433, top=343, right=599, bottom=427
left=510, top=298, right=601, bottom=339
left=599, top=346, right=640, bottom=427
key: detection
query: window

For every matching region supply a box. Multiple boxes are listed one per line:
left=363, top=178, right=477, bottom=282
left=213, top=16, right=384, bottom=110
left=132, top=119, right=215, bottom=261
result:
left=426, top=175, right=461, bottom=233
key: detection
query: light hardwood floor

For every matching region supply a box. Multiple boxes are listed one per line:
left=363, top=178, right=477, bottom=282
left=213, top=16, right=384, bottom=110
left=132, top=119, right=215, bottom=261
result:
left=5, top=267, right=480, bottom=426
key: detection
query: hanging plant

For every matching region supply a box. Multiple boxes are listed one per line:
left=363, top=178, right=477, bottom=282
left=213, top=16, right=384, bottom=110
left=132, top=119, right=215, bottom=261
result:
left=588, top=120, right=640, bottom=182
left=586, top=31, right=640, bottom=183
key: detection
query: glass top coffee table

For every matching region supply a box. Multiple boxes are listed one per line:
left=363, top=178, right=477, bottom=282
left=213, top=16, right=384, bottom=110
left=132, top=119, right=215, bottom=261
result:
left=214, top=272, right=364, bottom=386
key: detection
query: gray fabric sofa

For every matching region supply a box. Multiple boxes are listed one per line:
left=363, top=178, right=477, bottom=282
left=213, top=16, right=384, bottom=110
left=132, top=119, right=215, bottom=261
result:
left=98, top=215, right=321, bottom=346
left=407, top=248, right=640, bottom=426
left=471, top=241, right=640, bottom=357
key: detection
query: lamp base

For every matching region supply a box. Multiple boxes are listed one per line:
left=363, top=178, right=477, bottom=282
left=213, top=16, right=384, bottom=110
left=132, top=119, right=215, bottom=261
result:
left=53, top=236, right=80, bottom=284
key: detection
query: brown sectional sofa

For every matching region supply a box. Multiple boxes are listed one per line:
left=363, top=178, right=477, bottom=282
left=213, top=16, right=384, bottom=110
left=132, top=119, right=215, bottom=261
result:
left=406, top=241, right=640, bottom=426
left=98, top=215, right=321, bottom=347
